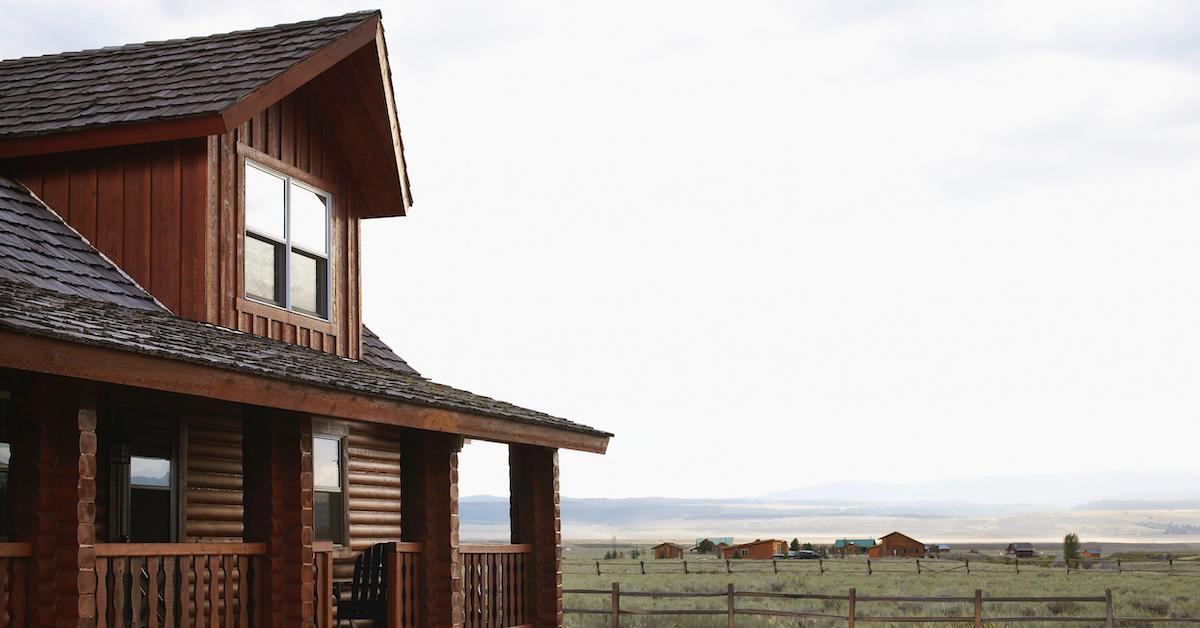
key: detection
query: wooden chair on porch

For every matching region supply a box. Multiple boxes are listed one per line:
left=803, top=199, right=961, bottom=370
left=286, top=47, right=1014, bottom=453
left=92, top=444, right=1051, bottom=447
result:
left=332, top=542, right=390, bottom=626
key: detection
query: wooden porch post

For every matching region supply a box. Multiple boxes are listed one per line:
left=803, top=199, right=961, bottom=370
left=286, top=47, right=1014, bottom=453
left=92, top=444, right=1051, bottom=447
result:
left=400, top=431, right=463, bottom=627
left=243, top=409, right=315, bottom=627
left=9, top=374, right=98, bottom=627
left=509, top=444, right=562, bottom=628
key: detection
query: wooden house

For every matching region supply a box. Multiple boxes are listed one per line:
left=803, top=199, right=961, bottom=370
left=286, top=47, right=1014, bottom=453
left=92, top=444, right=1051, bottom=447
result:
left=651, top=543, right=683, bottom=560
left=868, top=532, right=926, bottom=558
left=1006, top=542, right=1036, bottom=558
left=832, top=538, right=876, bottom=556
left=0, top=10, right=611, bottom=628
left=721, top=539, right=787, bottom=560
left=1081, top=549, right=1101, bottom=559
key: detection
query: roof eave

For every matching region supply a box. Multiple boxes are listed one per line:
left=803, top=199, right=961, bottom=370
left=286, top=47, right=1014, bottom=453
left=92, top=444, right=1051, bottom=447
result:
left=0, top=329, right=610, bottom=454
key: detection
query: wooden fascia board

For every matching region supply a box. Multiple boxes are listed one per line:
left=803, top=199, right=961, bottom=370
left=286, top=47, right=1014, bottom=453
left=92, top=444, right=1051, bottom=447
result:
left=0, top=330, right=610, bottom=454
left=219, top=14, right=382, bottom=132
left=0, top=114, right=225, bottom=159
left=372, top=21, right=413, bottom=211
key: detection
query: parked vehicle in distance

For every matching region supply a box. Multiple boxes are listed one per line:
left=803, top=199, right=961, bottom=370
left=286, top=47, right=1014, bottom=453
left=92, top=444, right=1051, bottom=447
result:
left=794, top=549, right=821, bottom=559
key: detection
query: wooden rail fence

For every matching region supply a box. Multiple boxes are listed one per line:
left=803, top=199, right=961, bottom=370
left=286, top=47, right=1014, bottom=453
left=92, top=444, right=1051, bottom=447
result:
left=567, top=583, right=1200, bottom=626
left=564, top=557, right=1200, bottom=578
left=93, top=542, right=266, bottom=628
left=461, top=544, right=532, bottom=628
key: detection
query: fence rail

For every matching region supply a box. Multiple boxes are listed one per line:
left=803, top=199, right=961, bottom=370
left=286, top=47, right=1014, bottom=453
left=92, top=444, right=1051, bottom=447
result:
left=564, top=556, right=1200, bottom=578
left=567, top=583, right=1200, bottom=626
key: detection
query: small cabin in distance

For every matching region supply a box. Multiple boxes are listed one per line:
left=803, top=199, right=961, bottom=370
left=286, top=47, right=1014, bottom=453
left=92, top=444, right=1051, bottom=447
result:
left=833, top=538, right=876, bottom=556
left=652, top=542, right=684, bottom=560
left=722, top=539, right=787, bottom=560
left=868, top=532, right=926, bottom=558
left=1007, top=542, right=1037, bottom=558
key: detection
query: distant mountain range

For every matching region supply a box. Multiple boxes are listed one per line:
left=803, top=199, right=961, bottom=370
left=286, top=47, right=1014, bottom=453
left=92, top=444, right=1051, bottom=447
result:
left=760, top=471, right=1200, bottom=507
left=460, top=471, right=1200, bottom=543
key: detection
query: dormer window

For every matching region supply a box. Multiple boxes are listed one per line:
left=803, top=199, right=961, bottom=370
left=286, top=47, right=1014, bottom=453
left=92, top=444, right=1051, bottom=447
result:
left=244, top=160, right=331, bottom=319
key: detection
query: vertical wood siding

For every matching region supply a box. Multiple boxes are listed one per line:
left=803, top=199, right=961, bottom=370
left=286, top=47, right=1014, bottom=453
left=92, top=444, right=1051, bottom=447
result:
left=1, top=90, right=364, bottom=359
left=220, top=88, right=362, bottom=359
left=1, top=139, right=210, bottom=319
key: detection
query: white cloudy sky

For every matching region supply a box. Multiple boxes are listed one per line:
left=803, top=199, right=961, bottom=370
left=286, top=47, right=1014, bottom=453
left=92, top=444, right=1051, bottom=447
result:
left=4, top=1, right=1200, bottom=499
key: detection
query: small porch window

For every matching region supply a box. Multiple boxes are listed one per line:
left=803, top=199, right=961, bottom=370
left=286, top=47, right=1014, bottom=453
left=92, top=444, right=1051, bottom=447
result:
left=244, top=161, right=331, bottom=319
left=0, top=392, right=9, bottom=541
left=313, top=435, right=344, bottom=544
left=113, top=417, right=177, bottom=543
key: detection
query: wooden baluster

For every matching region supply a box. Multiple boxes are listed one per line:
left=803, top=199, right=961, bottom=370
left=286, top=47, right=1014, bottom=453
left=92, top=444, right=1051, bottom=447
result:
left=162, top=557, right=175, bottom=628
left=148, top=556, right=160, bottom=628
left=223, top=556, right=234, bottom=627
left=208, top=555, right=220, bottom=628
left=191, top=555, right=204, bottom=627
left=96, top=557, right=109, bottom=628
left=113, top=558, right=128, bottom=628
left=131, top=557, right=143, bottom=628
left=237, top=555, right=249, bottom=628
left=12, top=558, right=26, bottom=628
left=180, top=556, right=191, bottom=628
left=0, top=557, right=10, bottom=627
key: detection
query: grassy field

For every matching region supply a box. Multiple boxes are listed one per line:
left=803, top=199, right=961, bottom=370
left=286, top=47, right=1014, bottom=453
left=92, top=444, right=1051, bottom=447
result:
left=561, top=550, right=1200, bottom=626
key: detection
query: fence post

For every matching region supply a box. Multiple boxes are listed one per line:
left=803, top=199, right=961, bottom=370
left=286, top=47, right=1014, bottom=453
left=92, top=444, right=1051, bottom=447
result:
left=683, top=560, right=688, bottom=575
left=611, top=582, right=620, bottom=628
left=819, top=558, right=824, bottom=575
left=773, top=559, right=778, bottom=574
left=596, top=561, right=601, bottom=576
left=640, top=561, right=645, bottom=575
left=1105, top=588, right=1115, bottom=628
left=1015, top=558, right=1018, bottom=574
left=1170, top=559, right=1174, bottom=575
left=916, top=559, right=921, bottom=575
left=1065, top=560, right=1069, bottom=575
left=727, top=583, right=735, bottom=628
left=848, top=588, right=856, bottom=628
left=1117, top=559, right=1121, bottom=575
left=867, top=559, right=872, bottom=576
left=965, top=558, right=970, bottom=575
left=726, top=559, right=732, bottom=574
left=973, top=589, right=983, bottom=628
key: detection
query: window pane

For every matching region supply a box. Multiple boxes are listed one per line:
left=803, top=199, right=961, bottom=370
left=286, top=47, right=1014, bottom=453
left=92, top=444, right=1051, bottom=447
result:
left=0, top=442, right=8, bottom=466
left=245, top=165, right=285, bottom=239
left=130, top=488, right=172, bottom=542
left=290, top=183, right=328, bottom=254
left=313, top=437, right=341, bottom=489
left=314, top=491, right=343, bottom=542
left=290, top=251, right=326, bottom=317
left=246, top=235, right=281, bottom=304
left=131, top=456, right=171, bottom=488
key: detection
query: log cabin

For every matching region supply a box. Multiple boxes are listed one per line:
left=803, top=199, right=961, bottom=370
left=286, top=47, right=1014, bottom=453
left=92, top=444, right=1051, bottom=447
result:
left=0, top=10, right=612, bottom=628
left=867, top=532, right=926, bottom=558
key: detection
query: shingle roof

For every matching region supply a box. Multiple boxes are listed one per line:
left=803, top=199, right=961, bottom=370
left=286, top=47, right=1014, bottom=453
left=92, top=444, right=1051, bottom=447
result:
left=0, top=176, right=160, bottom=310
left=0, top=11, right=376, bottom=139
left=833, top=539, right=877, bottom=548
left=361, top=325, right=420, bottom=376
left=0, top=278, right=609, bottom=438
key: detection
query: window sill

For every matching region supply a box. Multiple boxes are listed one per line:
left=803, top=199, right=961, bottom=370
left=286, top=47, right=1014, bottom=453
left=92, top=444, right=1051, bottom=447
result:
left=237, top=297, right=336, bottom=335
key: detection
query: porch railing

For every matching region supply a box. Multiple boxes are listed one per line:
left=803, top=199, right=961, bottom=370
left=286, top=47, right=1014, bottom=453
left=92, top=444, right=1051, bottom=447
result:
left=0, top=543, right=30, bottom=627
left=94, top=542, right=266, bottom=628
left=461, top=544, right=532, bottom=628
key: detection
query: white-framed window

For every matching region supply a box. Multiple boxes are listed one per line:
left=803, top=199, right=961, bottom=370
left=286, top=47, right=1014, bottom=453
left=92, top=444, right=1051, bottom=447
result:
left=312, top=435, right=344, bottom=543
left=244, top=160, right=332, bottom=319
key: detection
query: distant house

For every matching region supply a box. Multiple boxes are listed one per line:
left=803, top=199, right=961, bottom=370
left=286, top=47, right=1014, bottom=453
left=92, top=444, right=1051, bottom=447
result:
left=652, top=542, right=684, bottom=559
left=929, top=543, right=951, bottom=557
left=691, top=537, right=734, bottom=555
left=1006, top=543, right=1036, bottom=558
left=722, top=539, right=787, bottom=560
left=1081, top=548, right=1101, bottom=559
left=869, top=532, right=925, bottom=558
left=832, top=539, right=877, bottom=556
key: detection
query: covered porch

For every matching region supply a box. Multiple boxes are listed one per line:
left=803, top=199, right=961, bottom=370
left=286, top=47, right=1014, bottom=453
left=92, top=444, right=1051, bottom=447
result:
left=0, top=370, right=569, bottom=627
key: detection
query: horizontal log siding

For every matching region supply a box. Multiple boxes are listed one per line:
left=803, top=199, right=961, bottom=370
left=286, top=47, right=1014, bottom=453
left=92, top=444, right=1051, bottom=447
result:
left=336, top=423, right=404, bottom=582
left=1, top=140, right=210, bottom=318
left=185, top=415, right=244, bottom=540
left=224, top=89, right=362, bottom=359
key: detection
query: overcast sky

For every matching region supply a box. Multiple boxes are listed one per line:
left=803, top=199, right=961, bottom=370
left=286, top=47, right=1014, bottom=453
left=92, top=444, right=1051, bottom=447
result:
left=4, top=1, right=1200, bottom=499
